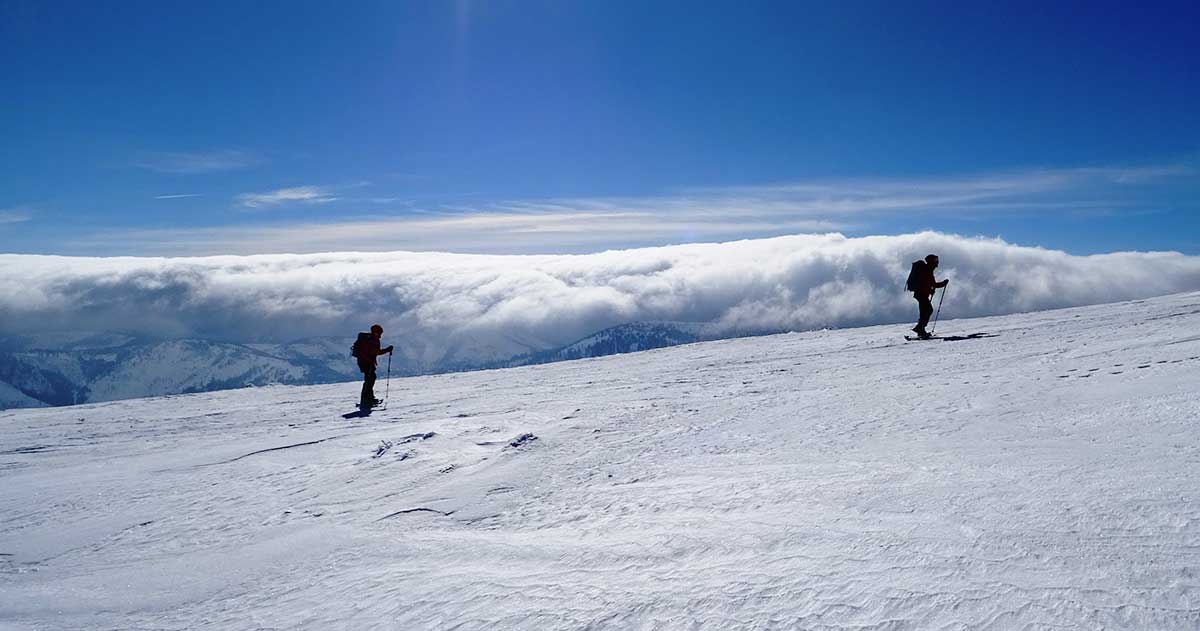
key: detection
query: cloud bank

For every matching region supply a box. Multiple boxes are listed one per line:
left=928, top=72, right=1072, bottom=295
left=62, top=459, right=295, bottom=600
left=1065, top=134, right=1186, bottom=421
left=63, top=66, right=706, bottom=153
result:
left=3, top=233, right=1199, bottom=366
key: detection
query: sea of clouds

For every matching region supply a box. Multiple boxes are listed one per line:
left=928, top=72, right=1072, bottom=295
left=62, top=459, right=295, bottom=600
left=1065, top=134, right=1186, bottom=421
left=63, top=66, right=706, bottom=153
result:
left=3, top=232, right=1199, bottom=363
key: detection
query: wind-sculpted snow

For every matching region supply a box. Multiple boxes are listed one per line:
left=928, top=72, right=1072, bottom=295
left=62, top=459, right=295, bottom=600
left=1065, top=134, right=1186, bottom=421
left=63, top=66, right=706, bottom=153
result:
left=3, top=292, right=1200, bottom=628
left=2, top=233, right=1198, bottom=370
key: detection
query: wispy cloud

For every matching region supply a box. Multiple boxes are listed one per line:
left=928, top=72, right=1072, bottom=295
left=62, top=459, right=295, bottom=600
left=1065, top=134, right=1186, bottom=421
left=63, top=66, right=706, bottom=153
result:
left=65, top=163, right=1199, bottom=256
left=0, top=207, right=33, bottom=224
left=663, top=165, right=1195, bottom=218
left=134, top=150, right=262, bottom=174
left=69, top=211, right=841, bottom=255
left=406, top=164, right=1186, bottom=234
left=383, top=172, right=434, bottom=182
left=153, top=194, right=202, bottom=200
left=236, top=186, right=338, bottom=209
left=1072, top=164, right=1196, bottom=184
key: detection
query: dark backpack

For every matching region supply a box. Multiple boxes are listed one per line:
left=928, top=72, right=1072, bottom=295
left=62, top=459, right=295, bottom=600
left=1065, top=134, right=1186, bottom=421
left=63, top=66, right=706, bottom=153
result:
left=904, top=260, right=927, bottom=292
left=350, top=332, right=371, bottom=358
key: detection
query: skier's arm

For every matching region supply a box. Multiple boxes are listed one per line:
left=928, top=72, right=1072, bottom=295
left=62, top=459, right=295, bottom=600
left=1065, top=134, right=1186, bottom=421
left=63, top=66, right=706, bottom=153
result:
left=935, top=278, right=949, bottom=288
left=378, top=345, right=394, bottom=355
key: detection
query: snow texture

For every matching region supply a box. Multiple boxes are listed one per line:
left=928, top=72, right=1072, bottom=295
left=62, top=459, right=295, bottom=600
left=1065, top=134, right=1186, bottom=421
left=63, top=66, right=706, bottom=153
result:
left=2, top=291, right=1200, bottom=629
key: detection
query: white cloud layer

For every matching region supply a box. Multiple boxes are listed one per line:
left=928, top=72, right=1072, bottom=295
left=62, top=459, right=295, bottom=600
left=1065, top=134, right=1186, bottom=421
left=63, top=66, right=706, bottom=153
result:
left=3, top=233, right=1199, bottom=366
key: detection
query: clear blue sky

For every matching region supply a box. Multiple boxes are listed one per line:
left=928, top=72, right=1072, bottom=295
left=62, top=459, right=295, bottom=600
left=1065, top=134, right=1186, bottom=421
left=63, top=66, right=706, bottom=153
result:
left=2, top=0, right=1197, bottom=255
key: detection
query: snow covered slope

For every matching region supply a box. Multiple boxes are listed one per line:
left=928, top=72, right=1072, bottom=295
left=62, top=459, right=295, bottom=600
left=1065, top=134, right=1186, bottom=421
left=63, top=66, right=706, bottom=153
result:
left=0, top=339, right=346, bottom=408
left=3, top=292, right=1200, bottom=629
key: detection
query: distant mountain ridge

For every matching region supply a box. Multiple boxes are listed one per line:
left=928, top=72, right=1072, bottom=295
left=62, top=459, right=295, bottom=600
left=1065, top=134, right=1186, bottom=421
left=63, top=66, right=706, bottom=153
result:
left=0, top=321, right=742, bottom=409
left=501, top=321, right=717, bottom=367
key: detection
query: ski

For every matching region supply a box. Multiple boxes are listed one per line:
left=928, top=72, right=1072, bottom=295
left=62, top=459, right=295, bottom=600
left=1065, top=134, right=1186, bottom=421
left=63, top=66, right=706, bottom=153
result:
left=904, top=335, right=942, bottom=341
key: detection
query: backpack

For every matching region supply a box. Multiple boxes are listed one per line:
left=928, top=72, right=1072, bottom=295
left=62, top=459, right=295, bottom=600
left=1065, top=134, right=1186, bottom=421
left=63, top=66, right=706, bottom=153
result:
left=350, top=332, right=371, bottom=358
left=904, top=260, right=926, bottom=292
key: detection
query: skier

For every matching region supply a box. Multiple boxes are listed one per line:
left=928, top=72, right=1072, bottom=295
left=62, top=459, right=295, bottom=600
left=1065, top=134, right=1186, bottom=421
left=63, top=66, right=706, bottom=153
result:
left=353, top=324, right=393, bottom=409
left=907, top=254, right=949, bottom=339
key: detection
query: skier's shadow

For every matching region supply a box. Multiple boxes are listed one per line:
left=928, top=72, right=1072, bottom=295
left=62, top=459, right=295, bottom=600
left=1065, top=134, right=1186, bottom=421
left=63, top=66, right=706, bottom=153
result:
left=940, top=332, right=1000, bottom=342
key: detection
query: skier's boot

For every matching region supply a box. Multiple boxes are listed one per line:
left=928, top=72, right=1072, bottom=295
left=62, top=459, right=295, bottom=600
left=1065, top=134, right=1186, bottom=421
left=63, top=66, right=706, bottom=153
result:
left=372, top=398, right=384, bottom=407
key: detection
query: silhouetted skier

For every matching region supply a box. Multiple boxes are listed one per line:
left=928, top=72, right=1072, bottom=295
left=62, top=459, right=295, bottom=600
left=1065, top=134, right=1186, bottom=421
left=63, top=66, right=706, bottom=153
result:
left=906, top=254, right=949, bottom=339
left=352, top=324, right=393, bottom=409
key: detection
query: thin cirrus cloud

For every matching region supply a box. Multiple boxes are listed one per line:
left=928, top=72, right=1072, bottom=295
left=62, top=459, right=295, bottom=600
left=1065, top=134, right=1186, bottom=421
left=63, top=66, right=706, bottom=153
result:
left=669, top=164, right=1195, bottom=216
left=65, top=163, right=1198, bottom=256
left=69, top=211, right=841, bottom=255
left=133, top=149, right=262, bottom=174
left=236, top=186, right=338, bottom=209
left=153, top=194, right=202, bottom=200
left=3, top=233, right=1199, bottom=367
left=0, top=207, right=33, bottom=224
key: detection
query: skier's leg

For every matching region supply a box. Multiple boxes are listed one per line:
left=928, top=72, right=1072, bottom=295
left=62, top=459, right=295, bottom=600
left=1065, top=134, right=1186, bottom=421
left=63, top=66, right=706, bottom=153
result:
left=914, top=295, right=933, bottom=333
left=361, top=368, right=377, bottom=407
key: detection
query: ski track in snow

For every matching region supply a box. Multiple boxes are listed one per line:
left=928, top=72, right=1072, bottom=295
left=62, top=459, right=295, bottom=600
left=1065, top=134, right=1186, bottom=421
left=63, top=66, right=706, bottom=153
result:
left=3, top=292, right=1200, bottom=629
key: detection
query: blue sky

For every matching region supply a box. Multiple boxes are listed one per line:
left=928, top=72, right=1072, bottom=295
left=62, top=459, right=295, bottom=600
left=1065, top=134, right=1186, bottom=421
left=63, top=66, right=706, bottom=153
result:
left=2, top=0, right=1197, bottom=256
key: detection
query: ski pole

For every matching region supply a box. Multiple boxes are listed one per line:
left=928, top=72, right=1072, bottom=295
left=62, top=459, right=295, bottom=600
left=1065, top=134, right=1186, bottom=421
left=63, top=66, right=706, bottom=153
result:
left=382, top=351, right=391, bottom=410
left=930, top=285, right=947, bottom=336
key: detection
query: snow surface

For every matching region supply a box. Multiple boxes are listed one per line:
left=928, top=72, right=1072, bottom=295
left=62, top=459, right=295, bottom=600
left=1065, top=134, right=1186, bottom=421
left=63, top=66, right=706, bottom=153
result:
left=3, top=291, right=1200, bottom=629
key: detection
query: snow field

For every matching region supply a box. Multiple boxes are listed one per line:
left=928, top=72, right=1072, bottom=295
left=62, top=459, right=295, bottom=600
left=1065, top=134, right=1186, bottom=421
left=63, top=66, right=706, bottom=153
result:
left=3, top=292, right=1200, bottom=629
